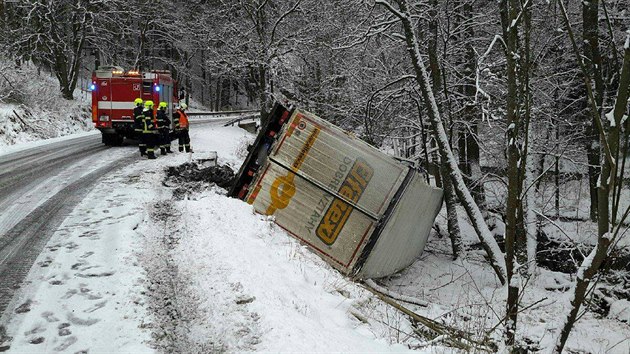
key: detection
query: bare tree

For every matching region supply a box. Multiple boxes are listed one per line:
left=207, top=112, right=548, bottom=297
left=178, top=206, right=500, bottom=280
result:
left=11, top=0, right=95, bottom=99
left=551, top=3, right=630, bottom=351
left=498, top=0, right=532, bottom=347
left=198, top=0, right=306, bottom=124
left=375, top=0, right=507, bottom=284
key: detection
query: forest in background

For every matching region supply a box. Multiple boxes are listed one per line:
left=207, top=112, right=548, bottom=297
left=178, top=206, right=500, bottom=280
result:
left=0, top=0, right=629, bottom=352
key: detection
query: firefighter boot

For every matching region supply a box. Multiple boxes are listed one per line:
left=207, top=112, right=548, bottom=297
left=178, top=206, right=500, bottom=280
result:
left=147, top=150, right=156, bottom=159
left=160, top=147, right=167, bottom=155
left=139, top=144, right=147, bottom=156
left=179, top=145, right=184, bottom=152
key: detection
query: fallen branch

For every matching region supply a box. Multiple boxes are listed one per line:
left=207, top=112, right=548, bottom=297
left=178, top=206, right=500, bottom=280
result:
left=365, top=279, right=429, bottom=307
left=360, top=281, right=496, bottom=352
left=11, top=110, right=27, bottom=127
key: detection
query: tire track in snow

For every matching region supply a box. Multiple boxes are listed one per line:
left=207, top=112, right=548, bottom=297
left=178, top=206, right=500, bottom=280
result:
left=0, top=139, right=107, bottom=236
left=142, top=185, right=262, bottom=353
left=0, top=153, right=137, bottom=316
left=141, top=200, right=218, bottom=353
left=0, top=135, right=98, bottom=177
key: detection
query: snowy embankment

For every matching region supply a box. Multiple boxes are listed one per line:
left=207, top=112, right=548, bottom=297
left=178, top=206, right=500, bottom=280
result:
left=0, top=61, right=93, bottom=150
left=3, top=124, right=430, bottom=353
left=3, top=121, right=629, bottom=353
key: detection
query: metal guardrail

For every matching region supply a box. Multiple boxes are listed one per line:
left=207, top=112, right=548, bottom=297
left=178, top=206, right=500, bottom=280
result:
left=186, top=110, right=259, bottom=116
left=222, top=114, right=259, bottom=127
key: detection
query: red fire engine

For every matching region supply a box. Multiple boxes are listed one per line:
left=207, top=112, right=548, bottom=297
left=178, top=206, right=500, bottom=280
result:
left=90, top=66, right=178, bottom=145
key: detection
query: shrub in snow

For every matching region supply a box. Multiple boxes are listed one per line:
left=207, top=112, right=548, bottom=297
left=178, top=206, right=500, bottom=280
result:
left=608, top=299, right=630, bottom=323
left=0, top=59, right=92, bottom=147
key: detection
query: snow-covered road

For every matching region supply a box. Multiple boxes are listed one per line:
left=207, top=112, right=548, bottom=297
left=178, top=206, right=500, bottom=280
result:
left=0, top=118, right=240, bottom=317
left=0, top=132, right=135, bottom=316
left=0, top=121, right=422, bottom=353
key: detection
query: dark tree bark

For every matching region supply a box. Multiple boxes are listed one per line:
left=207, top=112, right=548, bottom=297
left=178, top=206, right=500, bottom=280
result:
left=583, top=0, right=604, bottom=222
left=427, top=0, right=462, bottom=259
left=552, top=3, right=630, bottom=351
left=498, top=0, right=527, bottom=347
left=455, top=0, right=485, bottom=209
left=377, top=0, right=507, bottom=285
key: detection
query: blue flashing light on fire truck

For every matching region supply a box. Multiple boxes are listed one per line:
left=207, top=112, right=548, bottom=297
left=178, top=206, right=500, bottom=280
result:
left=90, top=66, right=178, bottom=146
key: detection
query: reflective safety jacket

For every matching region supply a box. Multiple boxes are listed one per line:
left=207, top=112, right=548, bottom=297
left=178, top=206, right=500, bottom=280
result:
left=156, top=109, right=171, bottom=131
left=173, top=109, right=189, bottom=130
left=142, top=108, right=157, bottom=133
left=133, top=105, right=144, bottom=132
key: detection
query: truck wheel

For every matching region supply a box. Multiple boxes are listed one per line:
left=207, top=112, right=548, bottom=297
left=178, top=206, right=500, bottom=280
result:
left=102, top=133, right=112, bottom=146
left=113, top=134, right=124, bottom=146
left=102, top=133, right=123, bottom=146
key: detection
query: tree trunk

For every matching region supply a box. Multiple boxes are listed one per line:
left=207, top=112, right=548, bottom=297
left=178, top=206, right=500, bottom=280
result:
left=427, top=0, right=462, bottom=258
left=524, top=128, right=538, bottom=275
left=381, top=0, right=507, bottom=284
left=201, top=49, right=207, bottom=106
left=456, top=0, right=485, bottom=209
left=259, top=64, right=269, bottom=126
left=583, top=0, right=604, bottom=222
left=440, top=159, right=463, bottom=259
left=552, top=13, right=630, bottom=352
left=555, top=123, right=560, bottom=218
left=516, top=2, right=533, bottom=270
left=499, top=0, right=524, bottom=347
left=215, top=76, right=222, bottom=111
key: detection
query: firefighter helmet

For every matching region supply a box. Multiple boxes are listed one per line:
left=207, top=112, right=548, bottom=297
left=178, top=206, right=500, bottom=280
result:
left=159, top=101, right=167, bottom=109
left=179, top=103, right=188, bottom=110
left=144, top=100, right=154, bottom=108
left=134, top=98, right=143, bottom=105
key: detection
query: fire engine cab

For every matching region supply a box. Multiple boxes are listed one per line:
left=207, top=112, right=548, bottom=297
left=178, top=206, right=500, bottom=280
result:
left=90, top=66, right=178, bottom=145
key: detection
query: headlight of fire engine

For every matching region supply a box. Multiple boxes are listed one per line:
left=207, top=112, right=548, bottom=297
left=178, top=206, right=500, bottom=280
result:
left=99, top=115, right=110, bottom=122
left=89, top=83, right=96, bottom=91
left=154, top=85, right=161, bottom=92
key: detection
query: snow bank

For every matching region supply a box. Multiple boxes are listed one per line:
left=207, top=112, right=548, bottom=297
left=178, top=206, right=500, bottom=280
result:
left=142, top=125, right=424, bottom=352
left=0, top=60, right=93, bottom=150
left=6, top=119, right=627, bottom=353
left=169, top=190, right=415, bottom=352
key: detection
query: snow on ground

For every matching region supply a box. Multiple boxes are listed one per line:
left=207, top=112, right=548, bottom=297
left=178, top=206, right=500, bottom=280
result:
left=0, top=130, right=99, bottom=158
left=0, top=61, right=93, bottom=150
left=4, top=124, right=436, bottom=353
left=382, top=203, right=630, bottom=353
left=4, top=116, right=629, bottom=353
left=3, top=144, right=153, bottom=352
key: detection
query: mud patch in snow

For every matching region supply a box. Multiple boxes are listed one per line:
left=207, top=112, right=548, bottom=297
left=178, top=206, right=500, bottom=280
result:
left=163, top=160, right=235, bottom=200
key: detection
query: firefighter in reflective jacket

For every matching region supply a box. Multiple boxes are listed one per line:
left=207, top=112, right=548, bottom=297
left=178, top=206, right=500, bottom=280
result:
left=156, top=101, right=172, bottom=155
left=142, top=100, right=158, bottom=159
left=173, top=102, right=192, bottom=153
left=133, top=98, right=146, bottom=156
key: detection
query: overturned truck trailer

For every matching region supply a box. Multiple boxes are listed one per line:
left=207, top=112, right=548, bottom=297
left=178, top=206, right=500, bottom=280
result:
left=229, top=102, right=443, bottom=278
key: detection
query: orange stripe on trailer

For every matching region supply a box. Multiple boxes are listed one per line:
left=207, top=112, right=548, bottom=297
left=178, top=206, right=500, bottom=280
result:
left=247, top=184, right=263, bottom=205
left=291, top=127, right=319, bottom=172
left=247, top=164, right=271, bottom=204
left=285, top=112, right=303, bottom=138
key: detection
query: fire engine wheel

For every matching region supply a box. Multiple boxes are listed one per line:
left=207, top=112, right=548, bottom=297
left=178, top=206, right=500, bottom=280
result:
left=102, top=133, right=124, bottom=146
left=113, top=134, right=124, bottom=146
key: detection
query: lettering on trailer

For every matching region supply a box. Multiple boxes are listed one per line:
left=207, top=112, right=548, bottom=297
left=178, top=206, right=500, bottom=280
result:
left=266, top=125, right=320, bottom=215
left=315, top=158, right=374, bottom=245
left=305, top=156, right=352, bottom=235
